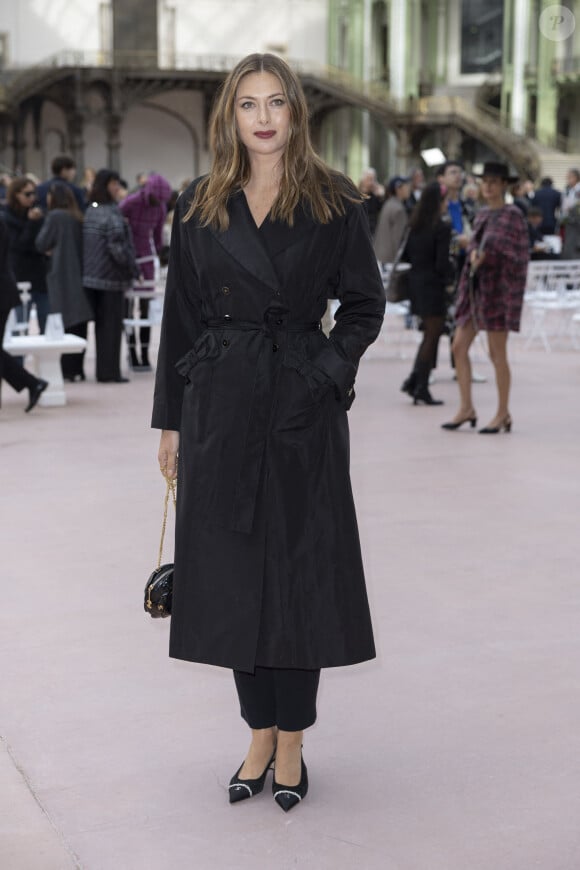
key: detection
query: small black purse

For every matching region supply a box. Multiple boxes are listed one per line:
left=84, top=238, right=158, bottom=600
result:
left=144, top=477, right=176, bottom=618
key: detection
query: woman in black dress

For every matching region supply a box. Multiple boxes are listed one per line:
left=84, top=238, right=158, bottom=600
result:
left=400, top=181, right=452, bottom=405
left=153, top=53, right=385, bottom=812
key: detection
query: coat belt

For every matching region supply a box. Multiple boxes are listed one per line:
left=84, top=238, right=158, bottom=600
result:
left=205, top=317, right=321, bottom=332
left=202, top=317, right=320, bottom=534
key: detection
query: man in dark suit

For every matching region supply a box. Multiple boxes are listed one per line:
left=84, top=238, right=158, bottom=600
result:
left=532, top=177, right=561, bottom=235
left=35, top=155, right=86, bottom=212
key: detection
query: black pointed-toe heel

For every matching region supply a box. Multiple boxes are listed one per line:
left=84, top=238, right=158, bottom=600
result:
left=228, top=753, right=275, bottom=804
left=479, top=414, right=512, bottom=434
left=441, top=412, right=477, bottom=431
left=272, top=756, right=308, bottom=812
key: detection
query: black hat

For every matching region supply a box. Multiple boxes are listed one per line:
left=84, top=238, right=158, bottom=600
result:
left=475, top=161, right=519, bottom=182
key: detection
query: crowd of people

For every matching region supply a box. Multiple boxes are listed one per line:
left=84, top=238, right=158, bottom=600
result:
left=0, top=156, right=181, bottom=410
left=363, top=159, right=580, bottom=432
left=1, top=146, right=575, bottom=426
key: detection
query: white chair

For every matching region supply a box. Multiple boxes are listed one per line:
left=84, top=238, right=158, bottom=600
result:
left=523, top=260, right=580, bottom=350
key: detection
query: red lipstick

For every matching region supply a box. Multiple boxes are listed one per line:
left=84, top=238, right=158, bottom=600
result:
left=255, top=131, right=276, bottom=139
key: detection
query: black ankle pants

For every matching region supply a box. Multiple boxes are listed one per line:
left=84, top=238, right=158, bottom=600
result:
left=233, top=667, right=320, bottom=732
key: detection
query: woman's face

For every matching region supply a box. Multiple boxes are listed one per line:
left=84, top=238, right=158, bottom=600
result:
left=107, top=178, right=121, bottom=201
left=235, top=71, right=291, bottom=161
left=481, top=175, right=507, bottom=202
left=15, top=183, right=36, bottom=209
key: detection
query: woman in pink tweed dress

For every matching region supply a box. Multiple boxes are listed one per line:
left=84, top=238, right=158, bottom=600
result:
left=442, top=162, right=529, bottom=435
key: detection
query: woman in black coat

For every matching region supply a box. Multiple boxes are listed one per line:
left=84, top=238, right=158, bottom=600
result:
left=400, top=181, right=452, bottom=405
left=0, top=221, right=48, bottom=411
left=2, top=177, right=49, bottom=332
left=36, top=182, right=93, bottom=381
left=83, top=170, right=138, bottom=382
left=153, top=53, right=385, bottom=812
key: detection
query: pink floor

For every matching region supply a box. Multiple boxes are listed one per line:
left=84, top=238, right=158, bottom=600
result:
left=1, top=325, right=579, bottom=870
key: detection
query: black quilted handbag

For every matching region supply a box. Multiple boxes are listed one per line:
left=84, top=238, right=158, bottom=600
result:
left=144, top=477, right=176, bottom=618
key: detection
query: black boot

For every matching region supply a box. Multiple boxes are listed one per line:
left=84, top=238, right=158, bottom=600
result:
left=400, top=371, right=416, bottom=396
left=413, top=362, right=443, bottom=406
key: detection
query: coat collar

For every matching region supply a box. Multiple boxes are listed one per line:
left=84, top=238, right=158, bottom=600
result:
left=207, top=190, right=315, bottom=292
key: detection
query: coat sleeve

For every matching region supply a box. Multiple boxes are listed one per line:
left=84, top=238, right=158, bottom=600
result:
left=151, top=201, right=203, bottom=431
left=311, top=201, right=386, bottom=408
left=35, top=213, right=57, bottom=253
left=152, top=208, right=165, bottom=253
left=434, top=221, right=453, bottom=285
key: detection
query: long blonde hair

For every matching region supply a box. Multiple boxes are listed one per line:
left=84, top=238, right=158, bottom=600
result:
left=183, top=53, right=361, bottom=230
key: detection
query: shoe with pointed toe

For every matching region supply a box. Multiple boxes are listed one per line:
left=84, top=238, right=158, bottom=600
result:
left=441, top=412, right=477, bottom=431
left=272, top=756, right=308, bottom=812
left=25, top=379, right=48, bottom=412
left=479, top=414, right=512, bottom=434
left=228, top=753, right=275, bottom=804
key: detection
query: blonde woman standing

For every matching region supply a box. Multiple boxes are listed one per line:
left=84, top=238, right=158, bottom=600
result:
left=152, top=54, right=385, bottom=811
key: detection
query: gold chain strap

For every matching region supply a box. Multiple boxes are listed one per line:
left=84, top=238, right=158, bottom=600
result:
left=157, top=476, right=176, bottom=569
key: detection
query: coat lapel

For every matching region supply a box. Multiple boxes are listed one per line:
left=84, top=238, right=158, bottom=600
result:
left=258, top=201, right=316, bottom=259
left=208, top=190, right=281, bottom=293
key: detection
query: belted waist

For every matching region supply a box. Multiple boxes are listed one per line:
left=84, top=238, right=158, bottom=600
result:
left=205, top=317, right=321, bottom=333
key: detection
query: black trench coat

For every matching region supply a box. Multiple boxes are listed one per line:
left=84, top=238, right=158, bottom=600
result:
left=152, top=181, right=385, bottom=673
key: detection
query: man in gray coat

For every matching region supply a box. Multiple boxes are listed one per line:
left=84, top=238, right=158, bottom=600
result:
left=373, top=176, right=411, bottom=265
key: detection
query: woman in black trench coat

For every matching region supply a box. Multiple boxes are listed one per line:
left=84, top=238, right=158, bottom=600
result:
left=152, top=53, right=385, bottom=812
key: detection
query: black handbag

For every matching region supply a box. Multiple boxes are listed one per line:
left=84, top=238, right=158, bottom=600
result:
left=144, top=477, right=176, bottom=618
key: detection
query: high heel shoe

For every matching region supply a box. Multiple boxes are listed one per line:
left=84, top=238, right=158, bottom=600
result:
left=272, top=755, right=308, bottom=812
left=441, top=412, right=477, bottom=431
left=479, top=415, right=512, bottom=434
left=228, top=752, right=275, bottom=804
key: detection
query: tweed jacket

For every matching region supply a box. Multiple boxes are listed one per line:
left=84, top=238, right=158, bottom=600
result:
left=455, top=204, right=529, bottom=332
left=82, top=203, right=138, bottom=292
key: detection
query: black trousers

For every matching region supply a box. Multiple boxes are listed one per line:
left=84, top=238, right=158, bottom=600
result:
left=233, top=667, right=320, bottom=732
left=61, top=321, right=88, bottom=380
left=124, top=297, right=151, bottom=355
left=0, top=309, right=39, bottom=406
left=85, top=289, right=124, bottom=381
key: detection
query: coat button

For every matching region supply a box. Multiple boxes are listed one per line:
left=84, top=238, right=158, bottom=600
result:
left=347, top=386, right=354, bottom=396
left=221, top=286, right=230, bottom=295
left=222, top=339, right=230, bottom=347
left=275, top=318, right=283, bottom=325
left=272, top=343, right=279, bottom=352
left=274, top=290, right=281, bottom=296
